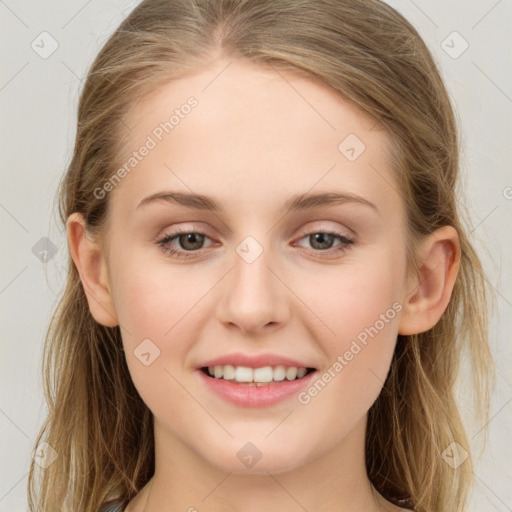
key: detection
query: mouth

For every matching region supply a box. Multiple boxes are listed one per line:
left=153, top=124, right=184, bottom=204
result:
left=200, top=365, right=317, bottom=386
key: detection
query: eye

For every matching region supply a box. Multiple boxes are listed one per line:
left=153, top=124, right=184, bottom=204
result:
left=294, top=230, right=354, bottom=257
left=156, top=228, right=214, bottom=259
left=156, top=228, right=354, bottom=260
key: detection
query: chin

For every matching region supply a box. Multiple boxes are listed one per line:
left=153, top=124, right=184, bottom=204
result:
left=204, top=442, right=309, bottom=475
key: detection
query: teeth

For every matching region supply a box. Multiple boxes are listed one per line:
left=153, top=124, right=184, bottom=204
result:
left=254, top=366, right=273, bottom=383
left=223, top=365, right=235, bottom=380
left=234, top=366, right=253, bottom=382
left=206, top=365, right=311, bottom=383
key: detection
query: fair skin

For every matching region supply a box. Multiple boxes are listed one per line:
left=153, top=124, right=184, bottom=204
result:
left=68, top=57, right=459, bottom=512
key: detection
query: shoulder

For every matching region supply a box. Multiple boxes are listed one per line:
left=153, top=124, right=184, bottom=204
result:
left=99, top=501, right=124, bottom=512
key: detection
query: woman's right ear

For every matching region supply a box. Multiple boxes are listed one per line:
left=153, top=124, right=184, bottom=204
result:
left=67, top=213, right=119, bottom=327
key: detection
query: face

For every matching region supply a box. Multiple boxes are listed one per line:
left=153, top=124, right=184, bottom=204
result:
left=101, top=57, right=410, bottom=474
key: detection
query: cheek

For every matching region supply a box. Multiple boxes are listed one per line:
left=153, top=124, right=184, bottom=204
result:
left=111, top=254, right=207, bottom=341
left=109, top=256, right=216, bottom=391
left=111, top=265, right=200, bottom=415
left=292, top=251, right=403, bottom=411
left=295, top=250, right=403, bottom=345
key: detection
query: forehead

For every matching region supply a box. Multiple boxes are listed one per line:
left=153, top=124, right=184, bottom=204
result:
left=113, top=58, right=399, bottom=217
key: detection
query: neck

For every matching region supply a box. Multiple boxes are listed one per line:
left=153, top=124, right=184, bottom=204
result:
left=136, top=415, right=389, bottom=512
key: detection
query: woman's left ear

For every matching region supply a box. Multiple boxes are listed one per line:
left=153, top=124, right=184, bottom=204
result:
left=398, top=225, right=461, bottom=335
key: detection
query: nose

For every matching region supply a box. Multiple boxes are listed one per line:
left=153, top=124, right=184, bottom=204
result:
left=215, top=239, right=290, bottom=335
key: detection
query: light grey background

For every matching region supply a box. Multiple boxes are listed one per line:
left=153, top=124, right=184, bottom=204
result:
left=1, top=1, right=511, bottom=510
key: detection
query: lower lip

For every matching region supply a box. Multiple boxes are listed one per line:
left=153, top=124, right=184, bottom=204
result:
left=197, top=369, right=317, bottom=408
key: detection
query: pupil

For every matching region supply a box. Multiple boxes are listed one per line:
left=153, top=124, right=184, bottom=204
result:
left=180, top=233, right=204, bottom=250
left=311, top=233, right=333, bottom=250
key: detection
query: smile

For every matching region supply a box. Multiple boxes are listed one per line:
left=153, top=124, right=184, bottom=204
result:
left=202, top=365, right=315, bottom=385
left=197, top=365, right=318, bottom=407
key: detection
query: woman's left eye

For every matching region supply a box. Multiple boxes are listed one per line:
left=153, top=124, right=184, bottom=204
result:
left=294, top=231, right=354, bottom=256
left=156, top=229, right=354, bottom=259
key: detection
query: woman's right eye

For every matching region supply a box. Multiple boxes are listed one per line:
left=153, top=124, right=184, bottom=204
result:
left=156, top=230, right=213, bottom=259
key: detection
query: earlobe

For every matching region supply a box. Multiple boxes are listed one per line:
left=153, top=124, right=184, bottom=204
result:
left=398, top=226, right=460, bottom=335
left=67, top=213, right=119, bottom=327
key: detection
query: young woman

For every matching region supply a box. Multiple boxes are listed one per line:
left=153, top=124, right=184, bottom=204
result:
left=28, top=1, right=494, bottom=511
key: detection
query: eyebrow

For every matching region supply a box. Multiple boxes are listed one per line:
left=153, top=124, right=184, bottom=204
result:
left=137, top=190, right=378, bottom=213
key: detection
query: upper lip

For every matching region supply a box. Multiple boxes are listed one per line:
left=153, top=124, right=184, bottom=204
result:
left=198, top=352, right=316, bottom=370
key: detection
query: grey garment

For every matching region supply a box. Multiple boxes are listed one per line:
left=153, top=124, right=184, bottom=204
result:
left=99, top=501, right=124, bottom=512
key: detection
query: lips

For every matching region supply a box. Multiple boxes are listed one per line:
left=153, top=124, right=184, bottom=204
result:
left=195, top=352, right=318, bottom=406
left=197, top=364, right=318, bottom=407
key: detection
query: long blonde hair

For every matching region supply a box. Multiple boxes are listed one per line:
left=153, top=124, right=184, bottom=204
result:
left=28, top=1, right=494, bottom=511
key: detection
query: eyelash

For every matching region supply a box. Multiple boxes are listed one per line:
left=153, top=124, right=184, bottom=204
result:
left=156, top=228, right=354, bottom=260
